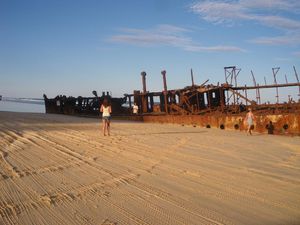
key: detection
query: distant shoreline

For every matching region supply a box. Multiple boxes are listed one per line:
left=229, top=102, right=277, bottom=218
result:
left=0, top=100, right=45, bottom=113
left=1, top=97, right=44, bottom=105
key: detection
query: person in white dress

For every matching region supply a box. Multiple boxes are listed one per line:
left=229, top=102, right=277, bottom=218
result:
left=244, top=108, right=255, bottom=135
left=133, top=103, right=139, bottom=114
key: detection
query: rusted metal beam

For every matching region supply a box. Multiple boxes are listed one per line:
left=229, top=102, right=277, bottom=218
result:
left=293, top=66, right=300, bottom=96
left=228, top=88, right=255, bottom=105
left=233, top=82, right=300, bottom=90
left=272, top=67, right=280, bottom=103
left=169, top=103, right=189, bottom=114
left=244, top=85, right=248, bottom=106
left=251, top=70, right=260, bottom=104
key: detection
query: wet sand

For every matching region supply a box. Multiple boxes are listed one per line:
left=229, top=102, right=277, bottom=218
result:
left=0, top=112, right=300, bottom=225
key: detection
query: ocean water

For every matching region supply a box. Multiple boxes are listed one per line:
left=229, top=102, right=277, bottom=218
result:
left=0, top=99, right=45, bottom=113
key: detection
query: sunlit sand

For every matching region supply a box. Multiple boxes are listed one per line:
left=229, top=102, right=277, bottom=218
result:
left=0, top=112, right=299, bottom=225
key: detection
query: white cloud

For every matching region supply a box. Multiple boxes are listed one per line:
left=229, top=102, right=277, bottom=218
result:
left=190, top=0, right=300, bottom=30
left=190, top=0, right=300, bottom=46
left=190, top=1, right=248, bottom=24
left=109, top=24, right=244, bottom=53
left=240, top=0, right=300, bottom=12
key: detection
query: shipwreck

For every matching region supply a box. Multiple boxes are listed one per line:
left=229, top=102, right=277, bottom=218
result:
left=44, top=66, right=300, bottom=135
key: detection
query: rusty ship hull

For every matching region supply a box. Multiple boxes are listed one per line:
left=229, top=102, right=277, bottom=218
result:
left=124, top=67, right=300, bottom=135
left=135, top=111, right=300, bottom=135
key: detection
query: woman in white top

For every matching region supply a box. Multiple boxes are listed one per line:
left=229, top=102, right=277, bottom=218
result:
left=100, top=98, right=112, bottom=136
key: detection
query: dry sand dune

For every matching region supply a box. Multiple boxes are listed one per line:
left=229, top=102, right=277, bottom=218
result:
left=0, top=112, right=300, bottom=225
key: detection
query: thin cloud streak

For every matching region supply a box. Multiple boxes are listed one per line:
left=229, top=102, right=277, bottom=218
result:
left=108, top=25, right=245, bottom=52
left=184, top=45, right=246, bottom=52
left=274, top=57, right=292, bottom=62
left=256, top=15, right=300, bottom=30
left=251, top=34, right=300, bottom=45
left=293, top=51, right=300, bottom=57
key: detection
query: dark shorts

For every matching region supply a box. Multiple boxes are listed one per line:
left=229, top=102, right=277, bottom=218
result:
left=102, top=116, right=111, bottom=122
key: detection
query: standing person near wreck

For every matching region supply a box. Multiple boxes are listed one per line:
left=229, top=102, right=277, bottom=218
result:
left=133, top=102, right=139, bottom=114
left=100, top=98, right=112, bottom=136
left=245, top=108, right=255, bottom=135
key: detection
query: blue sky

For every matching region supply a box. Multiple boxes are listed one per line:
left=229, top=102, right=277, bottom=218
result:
left=0, top=0, right=300, bottom=102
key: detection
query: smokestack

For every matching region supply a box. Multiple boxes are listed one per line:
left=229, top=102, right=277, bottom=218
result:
left=161, top=70, right=167, bottom=91
left=161, top=70, right=168, bottom=114
left=191, top=69, right=195, bottom=86
left=141, top=71, right=147, bottom=93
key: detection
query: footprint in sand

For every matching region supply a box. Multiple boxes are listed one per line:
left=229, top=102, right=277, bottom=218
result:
left=100, top=219, right=117, bottom=225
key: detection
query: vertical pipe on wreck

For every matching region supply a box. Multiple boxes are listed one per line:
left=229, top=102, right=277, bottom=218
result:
left=161, top=70, right=168, bottom=114
left=141, top=71, right=148, bottom=113
left=141, top=71, right=147, bottom=93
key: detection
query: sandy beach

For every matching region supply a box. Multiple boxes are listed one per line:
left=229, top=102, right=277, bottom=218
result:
left=0, top=112, right=299, bottom=225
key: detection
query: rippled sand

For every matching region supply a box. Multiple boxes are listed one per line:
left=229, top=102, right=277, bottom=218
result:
left=0, top=112, right=300, bottom=225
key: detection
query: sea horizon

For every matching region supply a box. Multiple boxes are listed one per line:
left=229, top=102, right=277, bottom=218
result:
left=0, top=98, right=45, bottom=113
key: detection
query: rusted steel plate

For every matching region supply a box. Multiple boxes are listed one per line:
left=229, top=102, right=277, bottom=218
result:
left=138, top=113, right=300, bottom=135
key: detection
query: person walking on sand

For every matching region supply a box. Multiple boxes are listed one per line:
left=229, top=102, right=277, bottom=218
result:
left=245, top=108, right=255, bottom=135
left=100, top=98, right=112, bottom=136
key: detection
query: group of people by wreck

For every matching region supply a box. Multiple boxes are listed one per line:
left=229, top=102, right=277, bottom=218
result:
left=99, top=100, right=275, bottom=136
